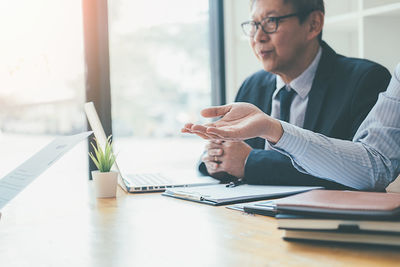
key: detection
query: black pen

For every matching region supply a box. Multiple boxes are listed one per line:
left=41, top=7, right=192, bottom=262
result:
left=226, top=179, right=244, bottom=188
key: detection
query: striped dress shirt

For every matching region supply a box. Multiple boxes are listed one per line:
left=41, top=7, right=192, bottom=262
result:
left=272, top=63, right=400, bottom=191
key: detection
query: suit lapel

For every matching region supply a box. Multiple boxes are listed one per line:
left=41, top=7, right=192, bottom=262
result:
left=246, top=74, right=276, bottom=149
left=263, top=76, right=276, bottom=115
left=258, top=74, right=276, bottom=148
left=303, top=42, right=337, bottom=131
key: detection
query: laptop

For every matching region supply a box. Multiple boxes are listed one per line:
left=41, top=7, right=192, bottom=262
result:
left=84, top=102, right=219, bottom=193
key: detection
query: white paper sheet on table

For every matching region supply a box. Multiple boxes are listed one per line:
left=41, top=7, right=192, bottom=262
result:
left=0, top=131, right=92, bottom=211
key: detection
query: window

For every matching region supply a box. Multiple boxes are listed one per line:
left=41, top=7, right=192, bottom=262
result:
left=0, top=0, right=87, bottom=175
left=108, top=0, right=211, bottom=172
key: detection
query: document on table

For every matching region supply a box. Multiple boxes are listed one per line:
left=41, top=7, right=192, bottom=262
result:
left=0, top=131, right=92, bottom=211
left=163, top=184, right=323, bottom=206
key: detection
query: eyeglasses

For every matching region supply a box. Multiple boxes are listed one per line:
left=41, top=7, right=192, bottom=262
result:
left=241, top=11, right=313, bottom=37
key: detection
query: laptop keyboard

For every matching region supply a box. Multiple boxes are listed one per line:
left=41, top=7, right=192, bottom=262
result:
left=127, top=173, right=172, bottom=186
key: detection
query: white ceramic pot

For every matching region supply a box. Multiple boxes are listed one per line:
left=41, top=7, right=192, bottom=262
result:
left=92, top=170, right=118, bottom=198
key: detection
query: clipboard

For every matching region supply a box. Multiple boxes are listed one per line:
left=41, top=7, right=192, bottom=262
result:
left=162, top=184, right=323, bottom=206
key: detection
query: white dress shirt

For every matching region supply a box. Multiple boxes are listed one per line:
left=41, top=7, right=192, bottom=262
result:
left=270, top=47, right=322, bottom=127
left=265, top=46, right=322, bottom=150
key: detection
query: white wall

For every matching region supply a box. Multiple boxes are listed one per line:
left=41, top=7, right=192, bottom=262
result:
left=224, top=0, right=400, bottom=102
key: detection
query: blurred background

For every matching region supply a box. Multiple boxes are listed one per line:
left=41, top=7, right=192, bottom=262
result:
left=0, top=0, right=212, bottom=177
left=1, top=0, right=399, bottom=182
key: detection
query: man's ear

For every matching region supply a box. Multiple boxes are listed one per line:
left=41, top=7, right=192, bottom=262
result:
left=306, top=11, right=324, bottom=41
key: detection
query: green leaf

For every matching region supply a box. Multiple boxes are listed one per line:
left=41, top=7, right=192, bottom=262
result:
left=89, top=152, right=101, bottom=170
left=88, top=135, right=117, bottom=172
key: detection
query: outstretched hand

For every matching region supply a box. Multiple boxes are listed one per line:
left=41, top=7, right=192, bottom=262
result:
left=181, top=102, right=283, bottom=143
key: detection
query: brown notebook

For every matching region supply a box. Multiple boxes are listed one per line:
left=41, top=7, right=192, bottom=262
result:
left=275, top=190, right=400, bottom=219
left=283, top=229, right=400, bottom=246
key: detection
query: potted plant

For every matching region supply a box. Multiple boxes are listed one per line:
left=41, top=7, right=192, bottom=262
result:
left=89, top=136, right=118, bottom=198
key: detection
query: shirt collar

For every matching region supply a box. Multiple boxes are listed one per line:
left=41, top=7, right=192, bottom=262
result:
left=274, top=46, right=322, bottom=99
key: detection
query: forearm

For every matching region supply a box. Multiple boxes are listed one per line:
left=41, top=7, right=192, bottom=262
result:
left=271, top=122, right=383, bottom=190
left=267, top=64, right=400, bottom=191
left=245, top=149, right=354, bottom=189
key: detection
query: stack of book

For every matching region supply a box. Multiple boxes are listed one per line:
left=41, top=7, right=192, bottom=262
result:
left=273, top=190, right=400, bottom=246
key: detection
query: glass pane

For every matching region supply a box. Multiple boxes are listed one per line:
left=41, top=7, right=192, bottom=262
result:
left=108, top=0, right=211, bottom=172
left=0, top=0, right=87, bottom=176
left=364, top=0, right=400, bottom=9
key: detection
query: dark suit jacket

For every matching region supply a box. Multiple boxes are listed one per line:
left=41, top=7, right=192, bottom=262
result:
left=199, top=41, right=391, bottom=190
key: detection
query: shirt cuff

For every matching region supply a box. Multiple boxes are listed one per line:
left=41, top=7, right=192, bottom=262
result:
left=269, top=121, right=309, bottom=158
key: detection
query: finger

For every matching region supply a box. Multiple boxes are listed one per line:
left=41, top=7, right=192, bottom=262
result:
left=181, top=127, right=193, bottom=133
left=206, top=127, right=238, bottom=140
left=203, top=122, right=217, bottom=127
left=181, top=123, right=197, bottom=134
left=193, top=132, right=211, bottom=139
left=205, top=141, right=223, bottom=149
left=211, top=140, right=224, bottom=145
left=208, top=148, right=223, bottom=157
left=182, top=123, right=195, bottom=132
left=207, top=160, right=226, bottom=174
left=201, top=105, right=232, bottom=118
left=184, top=123, right=194, bottom=128
left=205, top=161, right=220, bottom=171
left=204, top=132, right=225, bottom=140
left=203, top=155, right=222, bottom=164
left=184, top=124, right=210, bottom=139
left=191, top=125, right=222, bottom=140
left=191, top=124, right=208, bottom=133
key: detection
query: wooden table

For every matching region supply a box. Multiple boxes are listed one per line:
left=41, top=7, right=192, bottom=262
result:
left=1, top=167, right=399, bottom=267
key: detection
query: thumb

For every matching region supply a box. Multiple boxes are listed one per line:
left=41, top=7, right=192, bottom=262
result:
left=200, top=104, right=232, bottom=118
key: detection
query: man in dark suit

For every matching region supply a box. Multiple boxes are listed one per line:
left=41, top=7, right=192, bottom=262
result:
left=198, top=0, right=391, bottom=189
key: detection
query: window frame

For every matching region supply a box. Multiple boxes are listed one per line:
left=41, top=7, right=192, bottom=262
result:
left=82, top=0, right=226, bottom=178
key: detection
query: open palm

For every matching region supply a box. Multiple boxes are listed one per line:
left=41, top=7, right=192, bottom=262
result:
left=192, top=102, right=269, bottom=141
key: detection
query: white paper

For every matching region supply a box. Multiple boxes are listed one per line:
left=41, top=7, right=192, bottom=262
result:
left=166, top=184, right=323, bottom=203
left=0, top=131, right=92, bottom=210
